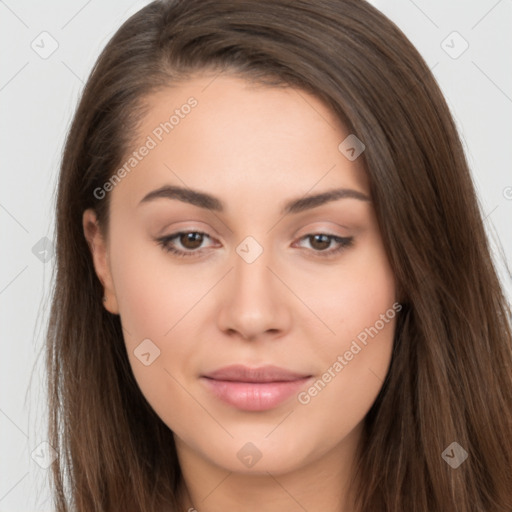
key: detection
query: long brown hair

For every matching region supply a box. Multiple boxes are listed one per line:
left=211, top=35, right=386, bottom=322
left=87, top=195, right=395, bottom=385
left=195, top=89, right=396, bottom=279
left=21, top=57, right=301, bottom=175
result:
left=47, top=0, right=512, bottom=510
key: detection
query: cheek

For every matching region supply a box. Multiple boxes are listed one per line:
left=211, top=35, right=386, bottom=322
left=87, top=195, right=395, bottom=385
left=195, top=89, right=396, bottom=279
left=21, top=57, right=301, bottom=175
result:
left=295, top=301, right=397, bottom=454
left=109, top=234, right=212, bottom=337
left=108, top=238, right=214, bottom=413
left=291, top=236, right=397, bottom=434
left=293, top=234, right=396, bottom=345
left=295, top=331, right=394, bottom=460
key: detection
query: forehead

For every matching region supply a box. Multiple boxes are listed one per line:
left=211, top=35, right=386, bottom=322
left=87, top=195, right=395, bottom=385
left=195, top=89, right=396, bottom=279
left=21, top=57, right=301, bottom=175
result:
left=112, top=73, right=369, bottom=209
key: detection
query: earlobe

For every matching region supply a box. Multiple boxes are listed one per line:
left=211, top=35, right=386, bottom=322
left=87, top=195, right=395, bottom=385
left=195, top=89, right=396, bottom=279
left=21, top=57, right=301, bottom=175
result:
left=82, top=209, right=119, bottom=314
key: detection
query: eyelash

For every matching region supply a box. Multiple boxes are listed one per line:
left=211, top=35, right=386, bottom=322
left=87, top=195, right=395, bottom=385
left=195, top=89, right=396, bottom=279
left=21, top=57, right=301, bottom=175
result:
left=156, top=231, right=354, bottom=259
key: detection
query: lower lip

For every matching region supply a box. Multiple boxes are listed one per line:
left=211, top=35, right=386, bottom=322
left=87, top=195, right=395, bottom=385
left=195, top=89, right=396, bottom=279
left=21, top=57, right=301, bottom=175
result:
left=201, top=377, right=312, bottom=411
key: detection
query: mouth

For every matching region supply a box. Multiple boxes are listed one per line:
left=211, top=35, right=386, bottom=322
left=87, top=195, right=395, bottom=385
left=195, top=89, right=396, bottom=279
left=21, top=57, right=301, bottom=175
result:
left=200, top=364, right=313, bottom=411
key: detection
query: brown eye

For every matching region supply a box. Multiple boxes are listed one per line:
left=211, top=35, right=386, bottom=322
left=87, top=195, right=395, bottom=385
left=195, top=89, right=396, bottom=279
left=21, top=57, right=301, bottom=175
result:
left=179, top=232, right=204, bottom=249
left=157, top=230, right=217, bottom=258
left=293, top=233, right=354, bottom=257
left=308, top=234, right=332, bottom=250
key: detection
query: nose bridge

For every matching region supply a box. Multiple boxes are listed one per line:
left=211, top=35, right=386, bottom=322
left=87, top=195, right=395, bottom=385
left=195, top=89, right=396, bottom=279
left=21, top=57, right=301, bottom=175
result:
left=232, top=235, right=275, bottom=304
left=216, top=235, right=291, bottom=339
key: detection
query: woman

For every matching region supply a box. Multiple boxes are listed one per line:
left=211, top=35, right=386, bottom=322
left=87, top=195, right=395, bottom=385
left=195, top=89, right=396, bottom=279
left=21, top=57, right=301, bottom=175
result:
left=46, top=0, right=512, bottom=510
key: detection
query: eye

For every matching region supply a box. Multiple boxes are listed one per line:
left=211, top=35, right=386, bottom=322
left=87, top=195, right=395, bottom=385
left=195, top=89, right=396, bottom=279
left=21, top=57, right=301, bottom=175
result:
left=294, top=233, right=354, bottom=256
left=157, top=231, right=217, bottom=258
left=156, top=231, right=354, bottom=259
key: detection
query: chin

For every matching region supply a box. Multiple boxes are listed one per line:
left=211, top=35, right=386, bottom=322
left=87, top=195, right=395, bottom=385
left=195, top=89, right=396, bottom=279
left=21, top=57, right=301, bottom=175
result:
left=192, top=431, right=323, bottom=476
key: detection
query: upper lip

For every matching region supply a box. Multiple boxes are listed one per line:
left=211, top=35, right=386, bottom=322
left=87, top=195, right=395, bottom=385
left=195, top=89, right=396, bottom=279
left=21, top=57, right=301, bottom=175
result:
left=202, top=364, right=311, bottom=383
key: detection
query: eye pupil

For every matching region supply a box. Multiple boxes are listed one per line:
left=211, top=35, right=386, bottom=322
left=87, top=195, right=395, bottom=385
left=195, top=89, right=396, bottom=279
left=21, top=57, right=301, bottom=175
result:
left=310, top=234, right=331, bottom=250
left=180, top=232, right=203, bottom=249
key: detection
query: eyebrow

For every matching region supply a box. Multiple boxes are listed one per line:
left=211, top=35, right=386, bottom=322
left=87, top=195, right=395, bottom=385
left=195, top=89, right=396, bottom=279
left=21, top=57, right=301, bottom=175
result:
left=138, top=185, right=370, bottom=215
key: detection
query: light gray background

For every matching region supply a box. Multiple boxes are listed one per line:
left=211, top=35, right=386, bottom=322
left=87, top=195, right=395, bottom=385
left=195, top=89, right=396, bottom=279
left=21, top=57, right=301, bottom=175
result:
left=1, top=0, right=511, bottom=510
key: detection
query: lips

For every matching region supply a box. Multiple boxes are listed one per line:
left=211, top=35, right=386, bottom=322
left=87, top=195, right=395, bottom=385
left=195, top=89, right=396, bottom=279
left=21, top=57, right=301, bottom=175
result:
left=200, top=365, right=313, bottom=411
left=203, top=364, right=310, bottom=382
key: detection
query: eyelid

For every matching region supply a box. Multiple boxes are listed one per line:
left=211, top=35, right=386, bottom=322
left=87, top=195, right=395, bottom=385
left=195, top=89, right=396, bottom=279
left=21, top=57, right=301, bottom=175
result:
left=292, top=221, right=350, bottom=237
left=157, top=230, right=218, bottom=253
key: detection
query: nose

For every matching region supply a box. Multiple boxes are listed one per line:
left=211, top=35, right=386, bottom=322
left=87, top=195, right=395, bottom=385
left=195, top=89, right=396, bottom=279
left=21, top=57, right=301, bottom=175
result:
left=216, top=244, right=292, bottom=341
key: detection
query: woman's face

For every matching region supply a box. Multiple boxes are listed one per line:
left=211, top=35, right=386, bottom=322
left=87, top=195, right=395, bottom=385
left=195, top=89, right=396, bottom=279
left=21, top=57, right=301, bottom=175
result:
left=84, top=73, right=398, bottom=476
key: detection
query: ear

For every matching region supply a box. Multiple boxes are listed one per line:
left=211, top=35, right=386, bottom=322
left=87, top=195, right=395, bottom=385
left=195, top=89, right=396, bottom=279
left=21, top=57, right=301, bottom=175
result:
left=82, top=209, right=119, bottom=314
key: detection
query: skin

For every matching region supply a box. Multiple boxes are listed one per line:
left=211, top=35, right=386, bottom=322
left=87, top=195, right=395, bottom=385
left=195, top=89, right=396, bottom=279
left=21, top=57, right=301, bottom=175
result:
left=83, top=73, right=398, bottom=512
